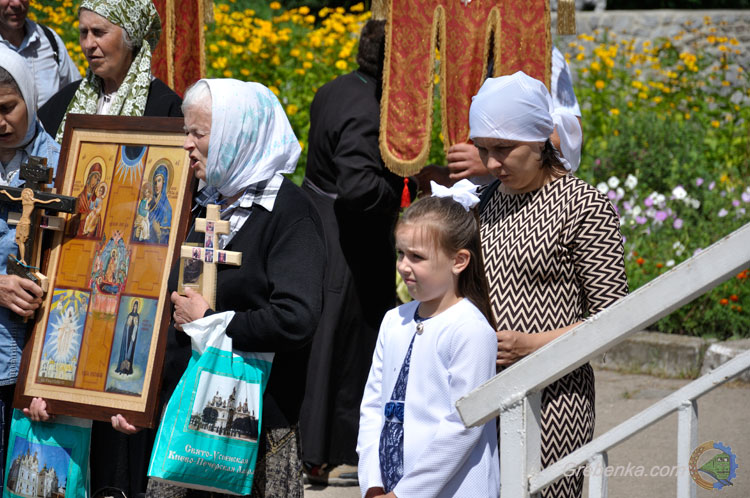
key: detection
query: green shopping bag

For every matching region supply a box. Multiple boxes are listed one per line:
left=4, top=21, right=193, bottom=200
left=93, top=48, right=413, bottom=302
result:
left=4, top=410, right=91, bottom=498
left=148, top=312, right=273, bottom=495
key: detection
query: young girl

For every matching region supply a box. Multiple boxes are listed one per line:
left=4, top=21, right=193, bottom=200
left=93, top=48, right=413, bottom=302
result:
left=357, top=181, right=500, bottom=498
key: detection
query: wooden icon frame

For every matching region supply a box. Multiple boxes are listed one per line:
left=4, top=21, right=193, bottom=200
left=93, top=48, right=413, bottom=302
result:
left=14, top=114, right=194, bottom=428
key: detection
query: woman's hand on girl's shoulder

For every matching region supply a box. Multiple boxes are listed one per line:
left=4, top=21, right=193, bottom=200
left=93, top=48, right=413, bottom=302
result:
left=495, top=329, right=537, bottom=367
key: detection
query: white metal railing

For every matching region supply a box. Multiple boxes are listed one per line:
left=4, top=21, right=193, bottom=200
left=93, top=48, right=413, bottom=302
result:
left=456, top=221, right=750, bottom=497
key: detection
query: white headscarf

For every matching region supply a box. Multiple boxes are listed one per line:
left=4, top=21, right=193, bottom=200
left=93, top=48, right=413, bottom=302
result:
left=201, top=79, right=301, bottom=197
left=0, top=45, right=38, bottom=147
left=469, top=71, right=582, bottom=172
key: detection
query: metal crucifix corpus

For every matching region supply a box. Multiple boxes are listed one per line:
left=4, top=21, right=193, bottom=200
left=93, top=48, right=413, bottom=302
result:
left=0, top=157, right=77, bottom=292
left=179, top=204, right=242, bottom=308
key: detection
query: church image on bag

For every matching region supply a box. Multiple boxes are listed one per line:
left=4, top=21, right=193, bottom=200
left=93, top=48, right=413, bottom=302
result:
left=6, top=448, right=65, bottom=498
left=189, top=381, right=259, bottom=442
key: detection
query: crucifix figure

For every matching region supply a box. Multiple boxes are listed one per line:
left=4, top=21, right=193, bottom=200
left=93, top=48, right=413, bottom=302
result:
left=179, top=204, right=242, bottom=308
left=0, top=157, right=77, bottom=291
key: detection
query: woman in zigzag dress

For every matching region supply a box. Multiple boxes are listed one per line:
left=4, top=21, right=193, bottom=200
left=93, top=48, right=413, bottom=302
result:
left=471, top=72, right=628, bottom=498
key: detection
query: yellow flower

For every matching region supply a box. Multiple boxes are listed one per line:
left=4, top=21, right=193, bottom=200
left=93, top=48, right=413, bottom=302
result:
left=269, top=86, right=280, bottom=96
left=286, top=104, right=299, bottom=116
left=295, top=68, right=306, bottom=75
left=609, top=108, right=620, bottom=116
left=335, top=60, right=348, bottom=70
left=722, top=80, right=730, bottom=87
left=638, top=91, right=648, bottom=100
left=594, top=80, right=605, bottom=90
left=613, top=129, right=619, bottom=136
left=298, top=6, right=310, bottom=15
left=306, top=51, right=314, bottom=60
left=684, top=113, right=690, bottom=120
left=350, top=2, right=365, bottom=12
left=269, top=2, right=281, bottom=10
left=223, top=69, right=232, bottom=78
left=576, top=53, right=585, bottom=61
left=590, top=61, right=601, bottom=71
left=290, top=48, right=300, bottom=58
left=305, top=15, right=315, bottom=24
left=652, top=96, right=662, bottom=104
left=240, top=68, right=250, bottom=76
left=434, top=74, right=440, bottom=84
left=710, top=120, right=720, bottom=128
left=299, top=141, right=305, bottom=151
left=303, top=61, right=312, bottom=69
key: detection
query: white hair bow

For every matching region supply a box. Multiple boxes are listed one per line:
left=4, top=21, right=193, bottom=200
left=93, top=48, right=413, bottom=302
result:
left=430, top=180, right=480, bottom=211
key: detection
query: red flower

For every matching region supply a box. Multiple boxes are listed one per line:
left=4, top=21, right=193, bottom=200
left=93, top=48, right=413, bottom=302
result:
left=730, top=294, right=739, bottom=302
left=656, top=262, right=664, bottom=268
left=720, top=298, right=729, bottom=306
left=636, top=257, right=645, bottom=265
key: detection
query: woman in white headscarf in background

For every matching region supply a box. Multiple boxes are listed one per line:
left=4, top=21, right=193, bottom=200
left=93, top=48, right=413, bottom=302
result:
left=131, top=79, right=326, bottom=498
left=472, top=72, right=627, bottom=498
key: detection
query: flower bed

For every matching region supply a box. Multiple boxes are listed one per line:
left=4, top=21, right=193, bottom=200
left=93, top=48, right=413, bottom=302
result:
left=29, top=2, right=749, bottom=337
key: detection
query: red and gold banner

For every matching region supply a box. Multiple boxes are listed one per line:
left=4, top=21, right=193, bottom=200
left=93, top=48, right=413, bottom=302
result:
left=152, top=0, right=210, bottom=96
left=380, top=0, right=551, bottom=175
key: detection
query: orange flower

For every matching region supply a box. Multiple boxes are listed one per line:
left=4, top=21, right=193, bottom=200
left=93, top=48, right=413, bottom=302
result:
left=636, top=257, right=645, bottom=265
left=656, top=263, right=664, bottom=268
left=719, top=298, right=729, bottom=306
left=730, top=294, right=739, bottom=302
left=632, top=251, right=639, bottom=257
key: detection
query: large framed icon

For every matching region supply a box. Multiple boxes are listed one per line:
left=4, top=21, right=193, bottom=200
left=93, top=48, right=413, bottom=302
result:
left=14, top=114, right=195, bottom=428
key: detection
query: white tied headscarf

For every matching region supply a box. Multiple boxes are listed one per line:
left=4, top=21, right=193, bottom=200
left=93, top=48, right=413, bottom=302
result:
left=469, top=71, right=582, bottom=172
left=0, top=45, right=38, bottom=147
left=202, top=79, right=301, bottom=197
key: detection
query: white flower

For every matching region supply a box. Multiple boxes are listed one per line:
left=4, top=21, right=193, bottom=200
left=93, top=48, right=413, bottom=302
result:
left=690, top=198, right=701, bottom=209
left=616, top=187, right=625, bottom=199
left=624, top=174, right=638, bottom=190
left=608, top=176, right=620, bottom=189
left=666, top=259, right=675, bottom=267
left=632, top=205, right=642, bottom=216
left=597, top=182, right=609, bottom=194
left=718, top=208, right=728, bottom=217
left=655, top=193, right=666, bottom=205
left=672, top=185, right=688, bottom=200
left=672, top=241, right=685, bottom=256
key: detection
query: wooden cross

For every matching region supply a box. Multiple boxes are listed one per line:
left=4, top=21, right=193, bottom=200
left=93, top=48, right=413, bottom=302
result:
left=0, top=157, right=77, bottom=292
left=179, top=204, right=242, bottom=308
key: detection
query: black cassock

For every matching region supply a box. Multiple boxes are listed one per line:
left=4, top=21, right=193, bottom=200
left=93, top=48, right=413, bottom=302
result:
left=116, top=309, right=139, bottom=375
left=300, top=69, right=404, bottom=466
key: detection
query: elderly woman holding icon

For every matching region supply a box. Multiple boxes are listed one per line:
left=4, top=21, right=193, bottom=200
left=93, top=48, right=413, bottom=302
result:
left=118, top=79, right=326, bottom=498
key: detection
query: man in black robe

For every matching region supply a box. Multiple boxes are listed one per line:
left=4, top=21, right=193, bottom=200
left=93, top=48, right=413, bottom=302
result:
left=299, top=20, right=404, bottom=481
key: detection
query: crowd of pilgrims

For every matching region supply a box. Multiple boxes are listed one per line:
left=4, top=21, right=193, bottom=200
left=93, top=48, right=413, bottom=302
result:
left=0, top=1, right=628, bottom=497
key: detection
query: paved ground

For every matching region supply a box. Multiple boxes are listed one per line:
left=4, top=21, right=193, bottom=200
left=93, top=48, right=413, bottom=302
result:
left=305, top=367, right=750, bottom=497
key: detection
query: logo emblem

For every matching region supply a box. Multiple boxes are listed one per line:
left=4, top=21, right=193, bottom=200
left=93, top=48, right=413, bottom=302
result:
left=689, top=441, right=738, bottom=490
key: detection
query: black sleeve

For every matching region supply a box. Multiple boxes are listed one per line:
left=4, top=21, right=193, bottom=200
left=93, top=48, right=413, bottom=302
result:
left=145, top=79, right=183, bottom=118
left=331, top=108, right=402, bottom=214
left=224, top=216, right=326, bottom=353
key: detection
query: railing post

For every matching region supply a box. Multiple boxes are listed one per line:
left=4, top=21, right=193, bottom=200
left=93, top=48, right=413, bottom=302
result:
left=588, top=452, right=609, bottom=498
left=677, top=400, right=698, bottom=498
left=499, top=391, right=542, bottom=498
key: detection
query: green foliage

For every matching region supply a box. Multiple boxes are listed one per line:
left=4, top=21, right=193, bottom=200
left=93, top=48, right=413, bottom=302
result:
left=569, top=25, right=750, bottom=338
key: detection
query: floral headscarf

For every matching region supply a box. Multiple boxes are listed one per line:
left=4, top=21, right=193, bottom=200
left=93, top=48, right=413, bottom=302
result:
left=54, top=0, right=161, bottom=142
left=200, top=79, right=301, bottom=198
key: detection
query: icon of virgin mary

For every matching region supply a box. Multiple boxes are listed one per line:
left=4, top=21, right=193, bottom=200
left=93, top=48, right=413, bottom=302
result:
left=147, top=163, right=172, bottom=245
